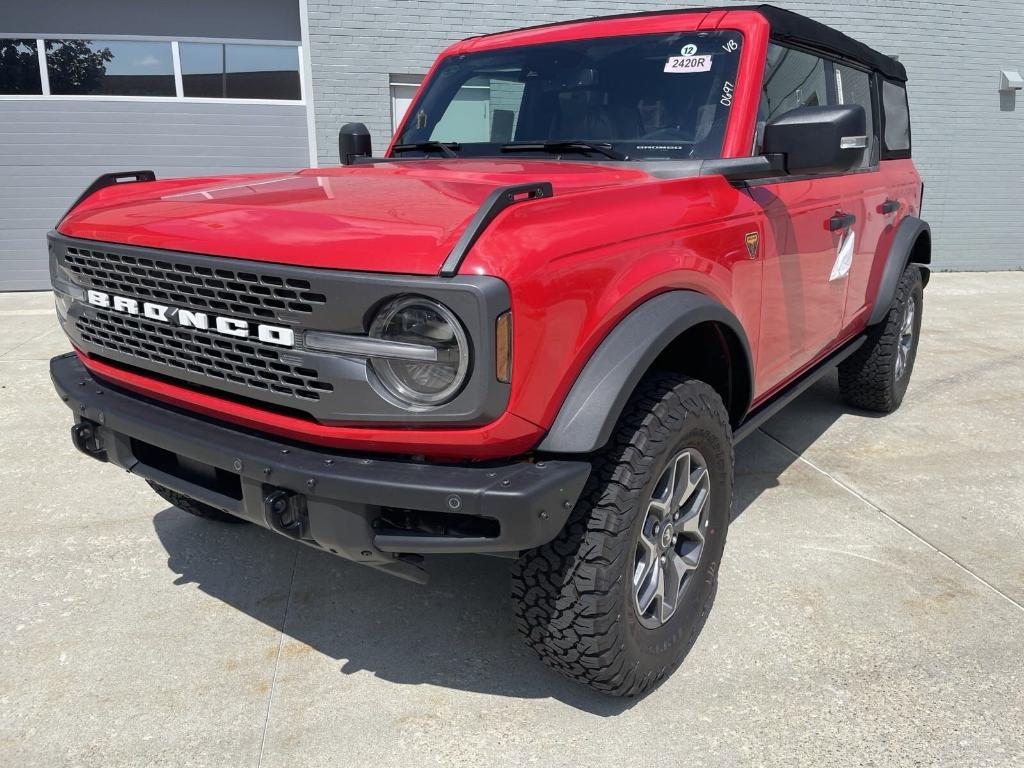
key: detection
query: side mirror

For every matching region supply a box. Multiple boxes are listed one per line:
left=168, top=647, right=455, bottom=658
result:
left=339, top=122, right=372, bottom=165
left=763, top=105, right=867, bottom=175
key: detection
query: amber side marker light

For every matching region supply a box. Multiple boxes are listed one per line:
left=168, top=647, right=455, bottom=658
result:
left=496, top=311, right=512, bottom=383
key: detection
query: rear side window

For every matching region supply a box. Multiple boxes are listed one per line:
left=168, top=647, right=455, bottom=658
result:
left=833, top=63, right=877, bottom=168
left=880, top=79, right=911, bottom=157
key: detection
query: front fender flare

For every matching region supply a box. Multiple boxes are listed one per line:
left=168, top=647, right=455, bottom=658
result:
left=537, top=291, right=752, bottom=454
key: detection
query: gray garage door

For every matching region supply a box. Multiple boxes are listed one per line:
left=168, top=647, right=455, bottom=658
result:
left=0, top=0, right=310, bottom=291
left=0, top=100, right=310, bottom=291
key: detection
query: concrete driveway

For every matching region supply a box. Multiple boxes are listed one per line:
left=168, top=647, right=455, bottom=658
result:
left=2, top=273, right=1022, bottom=767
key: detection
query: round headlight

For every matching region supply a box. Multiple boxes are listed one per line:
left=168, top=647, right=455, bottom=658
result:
left=368, top=296, right=470, bottom=407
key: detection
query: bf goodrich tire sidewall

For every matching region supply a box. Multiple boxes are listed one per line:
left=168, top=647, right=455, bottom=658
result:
left=621, top=410, right=732, bottom=665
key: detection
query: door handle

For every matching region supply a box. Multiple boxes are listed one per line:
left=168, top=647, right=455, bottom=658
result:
left=828, top=212, right=856, bottom=231
left=880, top=199, right=901, bottom=214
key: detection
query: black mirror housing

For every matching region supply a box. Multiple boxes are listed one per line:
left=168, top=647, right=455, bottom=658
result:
left=339, top=123, right=372, bottom=165
left=763, top=105, right=867, bottom=175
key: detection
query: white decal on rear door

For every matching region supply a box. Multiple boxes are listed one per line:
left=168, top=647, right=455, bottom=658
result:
left=829, top=229, right=855, bottom=282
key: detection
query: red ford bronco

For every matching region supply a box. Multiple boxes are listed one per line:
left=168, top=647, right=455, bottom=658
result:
left=50, top=5, right=929, bottom=695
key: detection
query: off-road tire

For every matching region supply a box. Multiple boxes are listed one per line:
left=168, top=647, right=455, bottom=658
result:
left=512, top=374, right=733, bottom=696
left=839, top=263, right=923, bottom=413
left=147, top=480, right=247, bottom=524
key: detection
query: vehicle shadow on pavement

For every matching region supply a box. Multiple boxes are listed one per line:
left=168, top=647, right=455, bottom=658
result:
left=151, top=373, right=868, bottom=714
left=153, top=508, right=638, bottom=714
left=732, top=371, right=880, bottom=521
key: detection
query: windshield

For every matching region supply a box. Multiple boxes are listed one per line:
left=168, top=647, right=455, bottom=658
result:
left=394, top=30, right=742, bottom=161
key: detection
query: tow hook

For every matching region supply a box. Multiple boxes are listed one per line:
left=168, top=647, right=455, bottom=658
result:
left=70, top=419, right=107, bottom=461
left=264, top=488, right=310, bottom=541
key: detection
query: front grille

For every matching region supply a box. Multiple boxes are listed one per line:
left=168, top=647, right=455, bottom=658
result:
left=76, top=310, right=334, bottom=402
left=64, top=245, right=327, bottom=321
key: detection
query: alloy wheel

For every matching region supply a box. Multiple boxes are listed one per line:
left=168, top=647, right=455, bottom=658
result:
left=632, top=448, right=711, bottom=629
left=895, top=295, right=916, bottom=381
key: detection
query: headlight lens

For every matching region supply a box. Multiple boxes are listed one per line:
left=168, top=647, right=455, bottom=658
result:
left=368, top=296, right=470, bottom=407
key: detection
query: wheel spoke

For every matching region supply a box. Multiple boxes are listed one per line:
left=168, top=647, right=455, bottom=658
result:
left=686, top=466, right=708, bottom=504
left=659, top=553, right=688, bottom=623
left=680, top=487, right=709, bottom=537
left=649, top=459, right=675, bottom=518
left=902, top=298, right=915, bottom=336
left=636, top=558, right=661, bottom=615
left=633, top=515, right=659, bottom=581
left=678, top=537, right=702, bottom=567
left=647, top=497, right=670, bottom=518
left=653, top=562, right=669, bottom=623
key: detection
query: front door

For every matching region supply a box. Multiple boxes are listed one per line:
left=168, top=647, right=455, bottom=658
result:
left=749, top=44, right=853, bottom=395
left=751, top=179, right=850, bottom=394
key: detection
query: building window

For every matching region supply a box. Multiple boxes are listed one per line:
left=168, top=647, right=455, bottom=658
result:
left=0, top=35, right=303, bottom=102
left=390, top=76, right=424, bottom=132
left=0, top=39, right=42, bottom=94
left=179, top=42, right=222, bottom=97
left=391, top=74, right=526, bottom=142
left=46, top=39, right=175, bottom=96
left=428, top=75, right=526, bottom=143
left=180, top=42, right=301, bottom=100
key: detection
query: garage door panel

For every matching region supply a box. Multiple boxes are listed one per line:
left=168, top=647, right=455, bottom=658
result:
left=0, top=101, right=310, bottom=290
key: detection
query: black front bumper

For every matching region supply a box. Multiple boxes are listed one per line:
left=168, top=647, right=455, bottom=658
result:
left=51, top=353, right=590, bottom=583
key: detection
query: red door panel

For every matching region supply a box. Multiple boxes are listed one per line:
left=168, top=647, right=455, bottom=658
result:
left=749, top=178, right=849, bottom=396
left=839, top=169, right=889, bottom=336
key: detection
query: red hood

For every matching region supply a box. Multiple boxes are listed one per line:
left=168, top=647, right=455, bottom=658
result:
left=58, top=160, right=652, bottom=275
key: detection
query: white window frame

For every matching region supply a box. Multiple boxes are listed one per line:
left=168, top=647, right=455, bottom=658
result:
left=0, top=33, right=306, bottom=105
left=389, top=75, right=425, bottom=133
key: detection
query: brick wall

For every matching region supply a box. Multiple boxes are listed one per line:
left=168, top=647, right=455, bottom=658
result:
left=306, top=1, right=1024, bottom=270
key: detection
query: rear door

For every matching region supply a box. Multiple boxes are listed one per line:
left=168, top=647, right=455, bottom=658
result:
left=831, top=62, right=888, bottom=337
left=750, top=45, right=851, bottom=395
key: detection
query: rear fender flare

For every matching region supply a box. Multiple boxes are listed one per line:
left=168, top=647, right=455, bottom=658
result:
left=537, top=291, right=753, bottom=454
left=869, top=216, right=931, bottom=326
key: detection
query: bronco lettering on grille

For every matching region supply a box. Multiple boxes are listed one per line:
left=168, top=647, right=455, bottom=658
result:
left=85, top=289, right=295, bottom=347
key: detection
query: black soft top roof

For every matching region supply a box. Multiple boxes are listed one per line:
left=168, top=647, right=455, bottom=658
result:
left=753, top=5, right=906, bottom=81
left=481, top=4, right=907, bottom=82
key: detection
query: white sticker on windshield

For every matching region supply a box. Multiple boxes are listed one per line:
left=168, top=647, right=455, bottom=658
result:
left=664, top=54, right=712, bottom=73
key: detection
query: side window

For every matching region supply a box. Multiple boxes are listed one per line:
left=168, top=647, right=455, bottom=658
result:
left=833, top=63, right=877, bottom=168
left=880, top=79, right=911, bottom=157
left=757, top=44, right=829, bottom=150
left=760, top=45, right=829, bottom=118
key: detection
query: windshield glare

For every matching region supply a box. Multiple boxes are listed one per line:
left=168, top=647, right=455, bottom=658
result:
left=395, top=31, right=742, bottom=161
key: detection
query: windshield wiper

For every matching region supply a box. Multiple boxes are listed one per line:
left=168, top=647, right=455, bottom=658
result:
left=391, top=141, right=461, bottom=157
left=501, top=141, right=627, bottom=161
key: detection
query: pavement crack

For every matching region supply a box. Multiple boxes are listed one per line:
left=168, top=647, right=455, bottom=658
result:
left=256, top=546, right=300, bottom=768
left=0, top=327, right=57, bottom=360
left=758, top=427, right=1024, bottom=616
